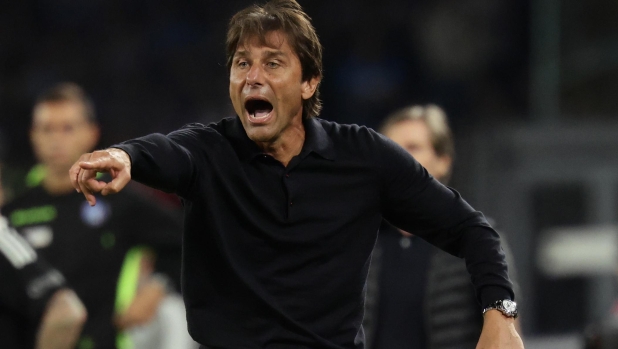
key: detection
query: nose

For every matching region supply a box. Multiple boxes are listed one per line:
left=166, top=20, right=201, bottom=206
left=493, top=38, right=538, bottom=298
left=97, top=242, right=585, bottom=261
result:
left=246, top=64, right=263, bottom=86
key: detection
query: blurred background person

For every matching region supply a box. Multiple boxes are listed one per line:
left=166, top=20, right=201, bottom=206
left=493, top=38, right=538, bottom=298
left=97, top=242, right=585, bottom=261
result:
left=364, top=105, right=520, bottom=349
left=1, top=83, right=193, bottom=349
left=2, top=1, right=618, bottom=347
left=0, top=215, right=87, bottom=349
left=1, top=151, right=87, bottom=349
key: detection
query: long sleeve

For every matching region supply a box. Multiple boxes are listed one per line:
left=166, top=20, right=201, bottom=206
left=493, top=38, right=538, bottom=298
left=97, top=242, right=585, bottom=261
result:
left=376, top=135, right=514, bottom=308
left=112, top=124, right=211, bottom=198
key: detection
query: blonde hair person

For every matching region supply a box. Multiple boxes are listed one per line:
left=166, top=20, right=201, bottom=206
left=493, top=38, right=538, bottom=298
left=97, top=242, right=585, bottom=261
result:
left=379, top=104, right=454, bottom=184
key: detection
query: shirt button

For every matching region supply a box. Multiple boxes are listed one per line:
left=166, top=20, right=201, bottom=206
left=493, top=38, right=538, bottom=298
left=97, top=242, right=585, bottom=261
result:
left=289, top=202, right=293, bottom=206
left=285, top=174, right=290, bottom=178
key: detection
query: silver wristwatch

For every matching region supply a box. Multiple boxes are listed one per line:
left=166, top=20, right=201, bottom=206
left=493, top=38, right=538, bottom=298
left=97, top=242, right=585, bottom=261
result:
left=482, top=299, right=518, bottom=318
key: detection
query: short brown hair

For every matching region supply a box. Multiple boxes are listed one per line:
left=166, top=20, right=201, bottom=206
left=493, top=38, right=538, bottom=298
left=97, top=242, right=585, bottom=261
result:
left=34, top=82, right=96, bottom=123
left=226, top=0, right=323, bottom=119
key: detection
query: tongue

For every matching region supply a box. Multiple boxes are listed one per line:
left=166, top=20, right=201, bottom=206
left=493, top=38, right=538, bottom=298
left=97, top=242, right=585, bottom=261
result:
left=254, top=109, right=271, bottom=118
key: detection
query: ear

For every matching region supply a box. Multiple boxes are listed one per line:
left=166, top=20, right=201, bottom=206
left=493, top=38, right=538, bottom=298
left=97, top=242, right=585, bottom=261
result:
left=301, top=75, right=321, bottom=100
left=434, top=155, right=452, bottom=182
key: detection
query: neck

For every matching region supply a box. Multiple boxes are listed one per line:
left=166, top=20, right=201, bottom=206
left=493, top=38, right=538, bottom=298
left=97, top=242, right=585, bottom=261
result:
left=257, top=121, right=305, bottom=167
left=42, top=167, right=75, bottom=195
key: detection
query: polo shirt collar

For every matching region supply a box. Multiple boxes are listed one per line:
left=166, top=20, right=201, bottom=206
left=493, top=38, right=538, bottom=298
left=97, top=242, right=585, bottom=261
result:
left=226, top=116, right=335, bottom=162
left=303, top=117, right=335, bottom=161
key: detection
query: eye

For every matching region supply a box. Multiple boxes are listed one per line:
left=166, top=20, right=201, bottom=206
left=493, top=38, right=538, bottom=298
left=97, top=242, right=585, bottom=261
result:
left=237, top=60, right=249, bottom=69
left=266, top=61, right=280, bottom=69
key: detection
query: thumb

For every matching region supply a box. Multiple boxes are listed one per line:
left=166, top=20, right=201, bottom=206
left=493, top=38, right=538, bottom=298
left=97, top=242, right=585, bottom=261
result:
left=100, top=174, right=130, bottom=196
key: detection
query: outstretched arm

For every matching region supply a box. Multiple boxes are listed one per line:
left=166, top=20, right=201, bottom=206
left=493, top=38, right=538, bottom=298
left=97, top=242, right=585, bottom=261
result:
left=374, top=133, right=523, bottom=348
left=69, top=148, right=132, bottom=206
left=70, top=126, right=205, bottom=205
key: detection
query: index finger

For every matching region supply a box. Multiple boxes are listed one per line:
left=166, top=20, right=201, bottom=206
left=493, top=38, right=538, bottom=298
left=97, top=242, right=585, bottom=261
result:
left=70, top=153, right=93, bottom=193
left=78, top=168, right=98, bottom=206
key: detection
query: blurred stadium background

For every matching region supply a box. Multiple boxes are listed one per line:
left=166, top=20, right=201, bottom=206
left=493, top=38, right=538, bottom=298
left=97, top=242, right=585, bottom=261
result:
left=1, top=0, right=618, bottom=348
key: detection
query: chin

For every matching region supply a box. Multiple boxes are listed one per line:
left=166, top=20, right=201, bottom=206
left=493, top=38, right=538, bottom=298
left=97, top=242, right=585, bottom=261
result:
left=247, top=133, right=273, bottom=143
left=245, top=129, right=276, bottom=143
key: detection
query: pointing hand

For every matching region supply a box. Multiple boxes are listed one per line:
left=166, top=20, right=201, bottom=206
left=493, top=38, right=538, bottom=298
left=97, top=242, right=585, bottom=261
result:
left=69, top=148, right=132, bottom=206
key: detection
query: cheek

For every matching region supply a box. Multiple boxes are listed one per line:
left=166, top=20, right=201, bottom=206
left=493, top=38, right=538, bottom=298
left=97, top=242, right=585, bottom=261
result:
left=32, top=140, right=47, bottom=157
left=61, top=134, right=82, bottom=151
left=229, top=80, right=245, bottom=106
left=229, top=71, right=246, bottom=90
left=33, top=135, right=52, bottom=152
left=421, top=157, right=445, bottom=178
left=410, top=151, right=433, bottom=169
left=276, top=81, right=303, bottom=109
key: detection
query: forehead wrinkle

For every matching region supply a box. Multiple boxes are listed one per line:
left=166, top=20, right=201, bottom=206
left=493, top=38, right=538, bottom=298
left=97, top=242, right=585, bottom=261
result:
left=262, top=50, right=287, bottom=59
left=236, top=30, right=289, bottom=54
left=234, top=48, right=287, bottom=60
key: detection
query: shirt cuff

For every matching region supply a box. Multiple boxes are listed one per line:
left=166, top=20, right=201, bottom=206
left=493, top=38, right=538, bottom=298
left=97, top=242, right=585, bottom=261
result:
left=480, top=285, right=514, bottom=309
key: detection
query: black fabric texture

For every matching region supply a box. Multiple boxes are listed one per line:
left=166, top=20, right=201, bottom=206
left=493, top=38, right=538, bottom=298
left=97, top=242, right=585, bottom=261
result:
left=113, top=116, right=514, bottom=349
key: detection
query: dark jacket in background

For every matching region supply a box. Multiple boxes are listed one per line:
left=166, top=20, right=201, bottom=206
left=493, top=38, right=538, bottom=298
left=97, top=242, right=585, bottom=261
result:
left=364, top=221, right=520, bottom=349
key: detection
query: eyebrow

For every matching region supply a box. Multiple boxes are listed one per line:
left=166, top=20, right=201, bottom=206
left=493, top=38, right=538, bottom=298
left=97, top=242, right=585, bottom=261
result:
left=233, top=49, right=287, bottom=60
left=234, top=50, right=250, bottom=59
left=262, top=50, right=286, bottom=59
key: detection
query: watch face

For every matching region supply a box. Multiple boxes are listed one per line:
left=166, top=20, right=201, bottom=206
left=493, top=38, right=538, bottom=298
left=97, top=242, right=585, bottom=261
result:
left=503, top=300, right=517, bottom=314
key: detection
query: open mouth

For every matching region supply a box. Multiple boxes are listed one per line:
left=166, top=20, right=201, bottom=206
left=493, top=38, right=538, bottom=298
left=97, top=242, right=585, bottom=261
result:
left=245, top=99, right=273, bottom=120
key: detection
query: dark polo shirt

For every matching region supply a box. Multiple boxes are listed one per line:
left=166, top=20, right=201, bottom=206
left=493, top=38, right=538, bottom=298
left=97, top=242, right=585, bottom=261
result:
left=114, top=116, right=513, bottom=349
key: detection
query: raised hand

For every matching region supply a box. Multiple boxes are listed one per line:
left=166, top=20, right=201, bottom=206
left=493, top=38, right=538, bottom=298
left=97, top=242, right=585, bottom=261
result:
left=69, top=148, right=132, bottom=206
